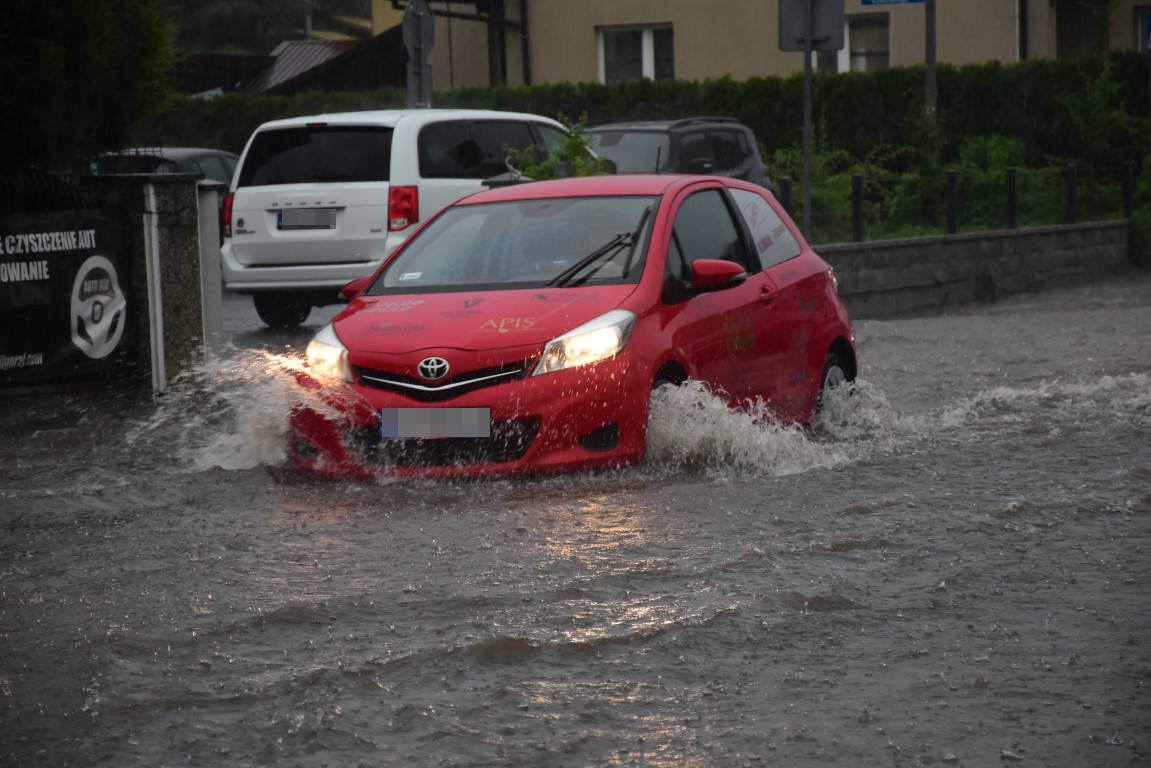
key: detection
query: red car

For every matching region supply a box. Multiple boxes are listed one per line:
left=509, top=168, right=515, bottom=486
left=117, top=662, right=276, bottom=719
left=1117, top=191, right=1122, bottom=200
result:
left=290, top=174, right=856, bottom=479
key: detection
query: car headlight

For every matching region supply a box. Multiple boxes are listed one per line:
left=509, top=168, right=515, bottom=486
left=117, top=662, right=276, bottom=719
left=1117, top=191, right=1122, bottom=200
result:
left=305, top=323, right=352, bottom=382
left=533, top=309, right=636, bottom=376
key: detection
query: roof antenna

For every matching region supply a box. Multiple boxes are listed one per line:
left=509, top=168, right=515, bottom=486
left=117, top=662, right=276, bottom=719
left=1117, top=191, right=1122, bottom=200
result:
left=654, top=147, right=662, bottom=174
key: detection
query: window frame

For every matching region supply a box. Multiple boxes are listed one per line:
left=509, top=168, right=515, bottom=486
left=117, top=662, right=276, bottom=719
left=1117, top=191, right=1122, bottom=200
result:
left=597, top=24, right=675, bottom=84
left=847, top=13, right=890, bottom=73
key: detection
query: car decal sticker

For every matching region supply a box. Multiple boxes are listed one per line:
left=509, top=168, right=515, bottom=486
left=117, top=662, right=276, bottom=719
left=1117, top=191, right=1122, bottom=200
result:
left=721, top=307, right=755, bottom=353
left=368, top=322, right=425, bottom=336
left=481, top=317, right=536, bottom=333
left=367, top=299, right=424, bottom=313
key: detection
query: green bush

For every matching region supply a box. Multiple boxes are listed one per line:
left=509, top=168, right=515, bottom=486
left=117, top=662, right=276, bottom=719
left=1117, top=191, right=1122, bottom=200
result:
left=127, top=53, right=1148, bottom=245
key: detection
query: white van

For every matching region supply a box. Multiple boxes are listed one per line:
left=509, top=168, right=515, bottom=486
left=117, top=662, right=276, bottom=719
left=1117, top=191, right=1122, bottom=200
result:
left=221, top=109, right=573, bottom=328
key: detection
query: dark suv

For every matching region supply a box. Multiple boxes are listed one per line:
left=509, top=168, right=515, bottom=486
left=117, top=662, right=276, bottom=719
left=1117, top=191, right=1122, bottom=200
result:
left=588, top=117, right=772, bottom=190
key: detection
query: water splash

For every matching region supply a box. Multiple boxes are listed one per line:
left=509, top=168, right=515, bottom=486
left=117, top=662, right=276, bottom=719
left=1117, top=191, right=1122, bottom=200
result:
left=645, top=379, right=908, bottom=478
left=940, top=373, right=1151, bottom=430
left=126, top=346, right=314, bottom=472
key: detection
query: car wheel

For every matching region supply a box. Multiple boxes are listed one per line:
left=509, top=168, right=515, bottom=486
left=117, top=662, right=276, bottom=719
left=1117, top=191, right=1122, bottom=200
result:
left=818, top=351, right=850, bottom=412
left=253, top=292, right=311, bottom=329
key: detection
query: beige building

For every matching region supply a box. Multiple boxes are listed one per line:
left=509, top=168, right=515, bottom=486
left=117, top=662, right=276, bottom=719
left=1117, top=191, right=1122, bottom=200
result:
left=375, top=0, right=1151, bottom=91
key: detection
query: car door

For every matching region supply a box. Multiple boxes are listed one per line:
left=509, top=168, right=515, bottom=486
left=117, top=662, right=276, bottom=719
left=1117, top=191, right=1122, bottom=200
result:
left=661, top=185, right=783, bottom=404
left=727, top=186, right=814, bottom=421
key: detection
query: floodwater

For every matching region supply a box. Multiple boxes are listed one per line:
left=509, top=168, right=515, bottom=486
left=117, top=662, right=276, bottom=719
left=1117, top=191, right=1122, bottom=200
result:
left=2, top=279, right=1149, bottom=767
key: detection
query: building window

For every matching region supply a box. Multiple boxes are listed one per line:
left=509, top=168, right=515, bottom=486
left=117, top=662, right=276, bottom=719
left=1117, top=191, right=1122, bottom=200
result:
left=849, top=14, right=889, bottom=72
left=1137, top=7, right=1151, bottom=53
left=599, top=25, right=674, bottom=84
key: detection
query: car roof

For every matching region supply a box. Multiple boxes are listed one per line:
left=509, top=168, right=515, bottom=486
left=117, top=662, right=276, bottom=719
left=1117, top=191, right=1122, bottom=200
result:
left=254, top=108, right=567, bottom=131
left=105, top=147, right=238, bottom=161
left=453, top=174, right=711, bottom=205
left=590, top=117, right=744, bottom=132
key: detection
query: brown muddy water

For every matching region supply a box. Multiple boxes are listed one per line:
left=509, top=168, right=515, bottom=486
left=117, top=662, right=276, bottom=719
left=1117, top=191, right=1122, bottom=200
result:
left=2, top=279, right=1149, bottom=767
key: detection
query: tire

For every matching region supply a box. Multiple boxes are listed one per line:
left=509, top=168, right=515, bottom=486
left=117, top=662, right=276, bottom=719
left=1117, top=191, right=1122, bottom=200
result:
left=253, top=292, right=311, bottom=330
left=817, top=351, right=850, bottom=412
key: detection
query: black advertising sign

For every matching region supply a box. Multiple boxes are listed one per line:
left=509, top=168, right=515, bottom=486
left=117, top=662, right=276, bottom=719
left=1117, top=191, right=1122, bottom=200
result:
left=0, top=209, right=135, bottom=387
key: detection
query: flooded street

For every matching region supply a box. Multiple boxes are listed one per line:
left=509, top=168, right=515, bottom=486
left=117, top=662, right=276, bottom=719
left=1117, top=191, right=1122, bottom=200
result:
left=2, top=278, right=1149, bottom=767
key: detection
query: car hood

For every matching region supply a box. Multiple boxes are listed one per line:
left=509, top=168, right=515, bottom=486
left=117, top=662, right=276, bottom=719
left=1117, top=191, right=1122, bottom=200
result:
left=333, top=285, right=640, bottom=353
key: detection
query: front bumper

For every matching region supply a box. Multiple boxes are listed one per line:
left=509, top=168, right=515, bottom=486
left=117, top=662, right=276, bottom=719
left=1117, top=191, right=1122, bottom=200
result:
left=287, top=353, right=649, bottom=479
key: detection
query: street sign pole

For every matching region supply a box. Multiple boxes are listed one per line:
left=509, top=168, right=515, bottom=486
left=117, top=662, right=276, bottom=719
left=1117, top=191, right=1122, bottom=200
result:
left=925, top=0, right=937, bottom=122
left=802, top=0, right=815, bottom=236
left=403, top=0, right=434, bottom=108
left=779, top=0, right=844, bottom=238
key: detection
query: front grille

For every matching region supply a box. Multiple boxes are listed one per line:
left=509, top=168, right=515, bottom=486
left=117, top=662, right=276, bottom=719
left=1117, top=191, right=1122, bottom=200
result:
left=354, top=359, right=536, bottom=403
left=348, top=418, right=541, bottom=467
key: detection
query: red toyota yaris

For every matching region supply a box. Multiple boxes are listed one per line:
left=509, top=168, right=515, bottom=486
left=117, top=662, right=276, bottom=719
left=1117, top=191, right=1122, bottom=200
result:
left=289, top=174, right=856, bottom=479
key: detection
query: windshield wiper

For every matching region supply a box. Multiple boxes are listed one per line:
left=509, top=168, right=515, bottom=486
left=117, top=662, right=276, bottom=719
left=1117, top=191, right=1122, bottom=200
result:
left=546, top=206, right=651, bottom=288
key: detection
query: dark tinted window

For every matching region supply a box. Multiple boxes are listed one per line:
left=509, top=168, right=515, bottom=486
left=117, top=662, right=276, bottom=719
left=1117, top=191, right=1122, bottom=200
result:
left=671, top=189, right=746, bottom=269
left=707, top=129, right=751, bottom=172
left=238, top=126, right=392, bottom=187
left=678, top=131, right=715, bottom=173
left=419, top=120, right=537, bottom=179
left=590, top=130, right=670, bottom=173
left=193, top=156, right=233, bottom=184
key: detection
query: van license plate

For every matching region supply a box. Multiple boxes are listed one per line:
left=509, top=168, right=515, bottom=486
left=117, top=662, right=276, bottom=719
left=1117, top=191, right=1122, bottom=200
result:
left=278, top=208, right=336, bottom=230
left=379, top=408, right=491, bottom=439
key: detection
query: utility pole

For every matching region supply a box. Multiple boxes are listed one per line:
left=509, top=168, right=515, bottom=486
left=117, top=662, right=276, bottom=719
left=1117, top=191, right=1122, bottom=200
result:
left=779, top=0, right=844, bottom=238
left=403, top=0, right=434, bottom=108
left=925, top=0, right=937, bottom=122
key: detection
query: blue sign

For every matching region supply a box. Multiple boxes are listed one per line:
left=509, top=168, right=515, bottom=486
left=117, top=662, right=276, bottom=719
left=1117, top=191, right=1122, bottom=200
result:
left=861, top=0, right=924, bottom=4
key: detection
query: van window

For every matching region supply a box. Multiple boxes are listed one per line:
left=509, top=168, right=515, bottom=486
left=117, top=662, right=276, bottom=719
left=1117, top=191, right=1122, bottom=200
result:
left=419, top=120, right=537, bottom=179
left=237, top=126, right=393, bottom=187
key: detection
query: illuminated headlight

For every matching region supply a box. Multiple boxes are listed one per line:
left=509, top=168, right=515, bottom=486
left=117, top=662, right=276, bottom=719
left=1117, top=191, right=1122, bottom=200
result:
left=305, top=323, right=352, bottom=382
left=533, top=309, right=636, bottom=376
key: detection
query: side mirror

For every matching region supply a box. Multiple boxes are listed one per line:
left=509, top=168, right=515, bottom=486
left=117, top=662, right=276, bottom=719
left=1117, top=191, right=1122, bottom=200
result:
left=339, top=274, right=373, bottom=301
left=690, top=259, right=747, bottom=291
left=601, top=158, right=618, bottom=175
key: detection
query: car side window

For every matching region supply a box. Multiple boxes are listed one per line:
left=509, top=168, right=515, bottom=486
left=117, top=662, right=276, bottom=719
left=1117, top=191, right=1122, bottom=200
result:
left=195, top=156, right=231, bottom=184
left=533, top=124, right=567, bottom=157
left=679, top=131, right=716, bottom=173
left=671, top=189, right=749, bottom=272
left=420, top=120, right=538, bottom=179
left=708, top=129, right=750, bottom=172
left=728, top=187, right=801, bottom=269
left=419, top=120, right=478, bottom=178
left=470, top=120, right=537, bottom=177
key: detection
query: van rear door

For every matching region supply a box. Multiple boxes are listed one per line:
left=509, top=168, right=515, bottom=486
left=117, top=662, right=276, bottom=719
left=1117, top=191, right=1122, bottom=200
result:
left=229, top=125, right=394, bottom=268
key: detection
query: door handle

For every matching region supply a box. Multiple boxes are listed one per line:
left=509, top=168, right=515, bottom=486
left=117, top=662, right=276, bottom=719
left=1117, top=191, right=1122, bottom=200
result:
left=760, top=285, right=777, bottom=308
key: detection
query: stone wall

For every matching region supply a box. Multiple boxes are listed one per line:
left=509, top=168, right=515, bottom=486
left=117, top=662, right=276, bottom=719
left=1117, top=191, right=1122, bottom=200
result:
left=82, top=175, right=210, bottom=391
left=819, top=221, right=1132, bottom=319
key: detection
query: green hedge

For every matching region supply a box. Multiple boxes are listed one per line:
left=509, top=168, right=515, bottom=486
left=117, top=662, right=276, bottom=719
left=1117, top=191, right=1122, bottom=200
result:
left=135, top=52, right=1150, bottom=170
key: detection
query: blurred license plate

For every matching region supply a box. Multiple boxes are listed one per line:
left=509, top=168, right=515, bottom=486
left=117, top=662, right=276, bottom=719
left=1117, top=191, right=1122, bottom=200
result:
left=379, top=408, right=491, bottom=439
left=278, top=208, right=336, bottom=230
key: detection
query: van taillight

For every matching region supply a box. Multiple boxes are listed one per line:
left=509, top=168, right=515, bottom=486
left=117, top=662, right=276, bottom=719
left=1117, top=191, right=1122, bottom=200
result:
left=223, top=192, right=234, bottom=238
left=388, top=186, right=418, bottom=231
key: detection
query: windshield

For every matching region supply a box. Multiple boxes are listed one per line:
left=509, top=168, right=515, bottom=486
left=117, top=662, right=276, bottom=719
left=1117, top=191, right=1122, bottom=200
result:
left=367, top=195, right=657, bottom=294
left=238, top=126, right=392, bottom=186
left=589, top=131, right=671, bottom=173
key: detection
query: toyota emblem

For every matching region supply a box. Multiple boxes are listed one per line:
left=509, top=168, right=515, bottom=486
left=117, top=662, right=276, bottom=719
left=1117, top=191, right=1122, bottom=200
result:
left=417, top=356, right=450, bottom=380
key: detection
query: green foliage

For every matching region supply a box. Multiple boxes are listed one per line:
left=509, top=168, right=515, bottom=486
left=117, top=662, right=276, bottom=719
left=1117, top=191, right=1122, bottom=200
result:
left=503, top=115, right=608, bottom=179
left=128, top=51, right=1147, bottom=245
left=1059, top=58, right=1150, bottom=167
left=1, top=0, right=174, bottom=170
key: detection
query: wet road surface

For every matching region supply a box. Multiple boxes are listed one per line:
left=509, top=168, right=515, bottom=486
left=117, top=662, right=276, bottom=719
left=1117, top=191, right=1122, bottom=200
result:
left=2, top=279, right=1149, bottom=767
